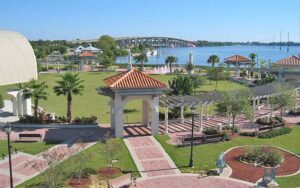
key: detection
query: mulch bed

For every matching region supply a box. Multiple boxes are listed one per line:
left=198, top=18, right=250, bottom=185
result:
left=99, top=167, right=121, bottom=178
left=68, top=176, right=91, bottom=188
left=225, top=146, right=300, bottom=183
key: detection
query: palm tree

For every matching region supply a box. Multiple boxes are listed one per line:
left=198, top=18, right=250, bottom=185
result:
left=53, top=73, right=84, bottom=122
left=207, top=55, right=220, bottom=67
left=249, top=53, right=257, bottom=78
left=134, top=53, right=148, bottom=71
left=165, top=56, right=178, bottom=74
left=22, top=79, right=48, bottom=117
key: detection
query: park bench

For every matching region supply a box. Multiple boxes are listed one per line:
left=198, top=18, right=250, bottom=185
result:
left=19, top=133, right=42, bottom=141
left=182, top=134, right=225, bottom=146
left=258, top=123, right=284, bottom=132
left=108, top=173, right=132, bottom=188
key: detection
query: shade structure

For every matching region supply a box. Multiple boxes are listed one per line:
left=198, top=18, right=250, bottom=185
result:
left=0, top=30, right=37, bottom=86
left=274, top=55, right=300, bottom=67
left=224, top=55, right=252, bottom=65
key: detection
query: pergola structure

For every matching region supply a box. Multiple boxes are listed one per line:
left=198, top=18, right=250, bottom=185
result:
left=160, top=82, right=300, bottom=134
left=224, top=55, right=252, bottom=79
left=160, top=92, right=222, bottom=134
left=97, top=69, right=169, bottom=138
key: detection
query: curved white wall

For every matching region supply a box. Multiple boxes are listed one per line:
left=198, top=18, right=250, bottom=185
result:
left=0, top=30, right=37, bottom=86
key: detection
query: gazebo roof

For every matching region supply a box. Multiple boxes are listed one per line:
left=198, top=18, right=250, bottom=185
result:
left=79, top=51, right=96, bottom=57
left=104, top=69, right=168, bottom=89
left=224, top=55, right=252, bottom=64
left=274, top=55, right=300, bottom=67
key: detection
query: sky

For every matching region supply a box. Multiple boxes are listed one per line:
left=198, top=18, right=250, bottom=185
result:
left=0, top=0, right=299, bottom=42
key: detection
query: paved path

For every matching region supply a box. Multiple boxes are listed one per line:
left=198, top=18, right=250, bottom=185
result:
left=124, top=136, right=180, bottom=178
left=0, top=140, right=96, bottom=188
left=132, top=174, right=254, bottom=188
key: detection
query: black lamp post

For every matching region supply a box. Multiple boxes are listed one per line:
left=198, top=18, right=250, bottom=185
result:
left=189, top=106, right=196, bottom=168
left=4, top=123, right=13, bottom=188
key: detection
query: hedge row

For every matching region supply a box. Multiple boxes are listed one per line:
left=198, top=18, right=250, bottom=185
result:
left=258, top=127, right=292, bottom=139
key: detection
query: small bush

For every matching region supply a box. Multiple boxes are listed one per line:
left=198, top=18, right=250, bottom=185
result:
left=258, top=127, right=292, bottom=138
left=222, top=125, right=239, bottom=133
left=288, top=108, right=300, bottom=115
left=203, top=128, right=219, bottom=135
left=72, top=115, right=98, bottom=124
left=239, top=132, right=257, bottom=137
left=256, top=116, right=283, bottom=125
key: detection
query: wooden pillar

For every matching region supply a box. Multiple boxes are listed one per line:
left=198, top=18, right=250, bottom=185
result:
left=180, top=106, right=184, bottom=123
left=199, top=104, right=203, bottom=132
left=164, top=107, right=169, bottom=134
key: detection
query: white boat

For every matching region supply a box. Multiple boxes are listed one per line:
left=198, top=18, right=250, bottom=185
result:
left=145, top=49, right=158, bottom=56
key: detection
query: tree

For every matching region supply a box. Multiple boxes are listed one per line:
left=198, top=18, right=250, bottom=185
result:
left=134, top=53, right=148, bottom=71
left=0, top=94, right=4, bottom=110
left=269, top=84, right=296, bottom=119
left=22, top=79, right=48, bottom=117
left=216, top=89, right=252, bottom=135
left=207, top=55, right=220, bottom=67
left=98, top=53, right=114, bottom=69
left=165, top=56, right=178, bottom=74
left=53, top=73, right=84, bottom=122
left=249, top=53, right=257, bottom=68
left=96, top=35, right=117, bottom=53
left=207, top=67, right=227, bottom=91
left=102, top=132, right=121, bottom=178
left=186, top=62, right=194, bottom=75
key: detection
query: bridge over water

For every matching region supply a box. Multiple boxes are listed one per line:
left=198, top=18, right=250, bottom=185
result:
left=71, top=36, right=196, bottom=48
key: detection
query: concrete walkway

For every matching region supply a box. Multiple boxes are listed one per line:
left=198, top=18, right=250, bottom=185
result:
left=124, top=136, right=180, bottom=178
left=0, top=140, right=96, bottom=188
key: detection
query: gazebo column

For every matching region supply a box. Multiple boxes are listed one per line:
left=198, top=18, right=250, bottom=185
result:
left=180, top=106, right=184, bottom=123
left=142, top=101, right=149, bottom=126
left=150, top=96, right=160, bottom=136
left=109, top=99, right=115, bottom=130
left=114, top=96, right=124, bottom=138
left=164, top=107, right=169, bottom=134
left=234, top=64, right=239, bottom=79
left=17, top=91, right=24, bottom=116
left=199, top=104, right=203, bottom=132
left=226, top=63, right=230, bottom=77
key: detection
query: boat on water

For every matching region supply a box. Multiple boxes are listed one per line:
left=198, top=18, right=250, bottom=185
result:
left=146, top=49, right=158, bottom=56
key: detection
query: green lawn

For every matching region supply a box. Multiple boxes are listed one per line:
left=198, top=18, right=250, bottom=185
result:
left=17, top=139, right=139, bottom=188
left=156, top=126, right=300, bottom=188
left=0, top=72, right=243, bottom=124
left=0, top=140, right=57, bottom=155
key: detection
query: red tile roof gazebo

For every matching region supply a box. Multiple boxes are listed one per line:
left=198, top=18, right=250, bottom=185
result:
left=224, top=55, right=252, bottom=79
left=274, top=55, right=300, bottom=67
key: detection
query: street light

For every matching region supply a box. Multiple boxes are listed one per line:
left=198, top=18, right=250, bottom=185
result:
left=4, top=123, right=13, bottom=188
left=189, top=106, right=197, bottom=168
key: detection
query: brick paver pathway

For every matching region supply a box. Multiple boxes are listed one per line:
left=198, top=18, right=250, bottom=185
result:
left=124, top=136, right=180, bottom=178
left=132, top=174, right=254, bottom=188
left=0, top=140, right=96, bottom=188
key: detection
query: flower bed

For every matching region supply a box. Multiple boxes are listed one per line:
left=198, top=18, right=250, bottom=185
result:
left=19, top=114, right=98, bottom=124
left=256, top=116, right=283, bottom=126
left=240, top=146, right=283, bottom=168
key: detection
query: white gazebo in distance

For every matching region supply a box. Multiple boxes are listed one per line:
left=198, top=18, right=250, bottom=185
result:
left=0, top=30, right=37, bottom=117
left=97, top=69, right=170, bottom=138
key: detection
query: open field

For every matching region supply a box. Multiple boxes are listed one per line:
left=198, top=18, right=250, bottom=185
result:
left=0, top=72, right=244, bottom=124
left=17, top=139, right=139, bottom=188
left=156, top=126, right=300, bottom=188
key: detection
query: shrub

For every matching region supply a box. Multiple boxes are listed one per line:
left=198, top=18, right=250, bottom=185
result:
left=239, top=132, right=257, bottom=137
left=222, top=125, right=239, bottom=133
left=256, top=116, right=283, bottom=125
left=72, top=115, right=98, bottom=124
left=288, top=108, right=300, bottom=115
left=258, top=127, right=292, bottom=138
left=241, top=146, right=283, bottom=167
left=203, top=128, right=219, bottom=135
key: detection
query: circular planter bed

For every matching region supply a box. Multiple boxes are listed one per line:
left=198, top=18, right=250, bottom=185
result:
left=225, top=146, right=300, bottom=183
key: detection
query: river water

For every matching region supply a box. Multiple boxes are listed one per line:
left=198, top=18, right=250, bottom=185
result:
left=116, top=45, right=300, bottom=66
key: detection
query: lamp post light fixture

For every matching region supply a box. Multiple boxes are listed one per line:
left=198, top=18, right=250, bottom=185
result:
left=4, top=123, right=13, bottom=188
left=189, top=106, right=197, bottom=168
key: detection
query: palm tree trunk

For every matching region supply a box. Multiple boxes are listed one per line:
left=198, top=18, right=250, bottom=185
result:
left=67, top=93, right=72, bottom=122
left=169, top=63, right=172, bottom=74
left=34, top=99, right=38, bottom=118
left=141, top=61, right=144, bottom=71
